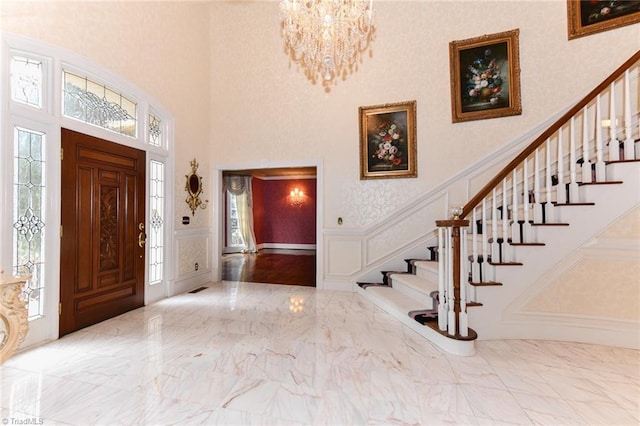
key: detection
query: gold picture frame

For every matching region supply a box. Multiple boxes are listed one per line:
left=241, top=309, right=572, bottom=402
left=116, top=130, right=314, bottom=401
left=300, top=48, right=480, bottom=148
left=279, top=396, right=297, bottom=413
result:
left=567, top=0, right=640, bottom=40
left=449, top=29, right=522, bottom=123
left=359, top=100, right=417, bottom=180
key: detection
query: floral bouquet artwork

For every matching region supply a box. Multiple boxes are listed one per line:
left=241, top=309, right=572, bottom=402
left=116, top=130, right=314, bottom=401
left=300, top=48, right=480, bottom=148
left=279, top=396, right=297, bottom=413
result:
left=449, top=29, right=521, bottom=123
left=359, top=101, right=417, bottom=180
left=371, top=119, right=405, bottom=169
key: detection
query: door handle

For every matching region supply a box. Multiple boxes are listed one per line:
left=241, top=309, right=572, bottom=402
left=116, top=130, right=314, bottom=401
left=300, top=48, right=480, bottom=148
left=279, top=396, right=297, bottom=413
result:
left=138, top=223, right=146, bottom=248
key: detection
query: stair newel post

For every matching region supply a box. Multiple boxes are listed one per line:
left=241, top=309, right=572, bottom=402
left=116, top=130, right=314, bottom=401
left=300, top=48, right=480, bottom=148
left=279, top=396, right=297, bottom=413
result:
left=436, top=219, right=469, bottom=338
left=569, top=117, right=580, bottom=203
left=581, top=106, right=593, bottom=183
left=447, top=226, right=456, bottom=335
left=595, top=94, right=606, bottom=181
left=437, top=226, right=447, bottom=332
left=459, top=226, right=469, bottom=337
left=545, top=139, right=555, bottom=223
left=623, top=69, right=635, bottom=160
left=533, top=148, right=543, bottom=223
left=556, top=129, right=566, bottom=204
left=608, top=82, right=620, bottom=162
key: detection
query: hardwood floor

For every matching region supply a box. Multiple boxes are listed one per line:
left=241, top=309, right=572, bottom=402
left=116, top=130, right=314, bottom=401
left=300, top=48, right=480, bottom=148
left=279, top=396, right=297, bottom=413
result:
left=221, top=249, right=316, bottom=287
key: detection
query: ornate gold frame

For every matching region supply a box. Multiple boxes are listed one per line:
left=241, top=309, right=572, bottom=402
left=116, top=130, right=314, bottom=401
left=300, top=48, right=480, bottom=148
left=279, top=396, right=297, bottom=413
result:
left=449, top=29, right=522, bottom=123
left=185, top=159, right=208, bottom=215
left=359, top=100, right=417, bottom=180
left=567, top=0, right=640, bottom=40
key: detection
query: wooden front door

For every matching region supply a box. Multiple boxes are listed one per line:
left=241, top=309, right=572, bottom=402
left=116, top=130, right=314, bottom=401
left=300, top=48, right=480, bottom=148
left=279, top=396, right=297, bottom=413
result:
left=60, top=128, right=146, bottom=337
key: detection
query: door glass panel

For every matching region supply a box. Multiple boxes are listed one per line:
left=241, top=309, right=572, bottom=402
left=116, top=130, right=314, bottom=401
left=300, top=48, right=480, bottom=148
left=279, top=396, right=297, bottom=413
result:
left=10, top=55, right=43, bottom=108
left=149, top=160, right=165, bottom=284
left=62, top=70, right=137, bottom=137
left=13, top=127, right=46, bottom=319
left=149, top=114, right=162, bottom=147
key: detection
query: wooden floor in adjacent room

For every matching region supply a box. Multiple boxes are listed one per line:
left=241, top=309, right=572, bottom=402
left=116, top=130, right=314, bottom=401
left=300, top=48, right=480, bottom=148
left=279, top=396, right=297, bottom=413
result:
left=221, top=249, right=316, bottom=287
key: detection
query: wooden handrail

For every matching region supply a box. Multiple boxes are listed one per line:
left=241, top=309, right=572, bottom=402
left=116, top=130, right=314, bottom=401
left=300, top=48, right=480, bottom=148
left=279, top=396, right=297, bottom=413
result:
left=460, top=49, right=640, bottom=220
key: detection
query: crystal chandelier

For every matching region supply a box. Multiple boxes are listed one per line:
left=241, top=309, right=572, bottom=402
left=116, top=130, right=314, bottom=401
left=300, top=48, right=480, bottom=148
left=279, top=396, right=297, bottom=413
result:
left=279, top=0, right=376, bottom=87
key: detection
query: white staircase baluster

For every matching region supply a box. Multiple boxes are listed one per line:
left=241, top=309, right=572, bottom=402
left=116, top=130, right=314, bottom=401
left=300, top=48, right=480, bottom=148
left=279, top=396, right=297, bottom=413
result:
left=556, top=129, right=567, bottom=204
left=502, top=178, right=509, bottom=260
left=447, top=227, right=456, bottom=335
left=545, top=139, right=555, bottom=222
left=533, top=148, right=543, bottom=223
left=581, top=106, right=592, bottom=183
left=491, top=188, right=498, bottom=263
left=459, top=227, right=469, bottom=337
left=623, top=69, right=634, bottom=160
left=472, top=207, right=479, bottom=283
left=569, top=117, right=580, bottom=203
left=481, top=198, right=489, bottom=281
left=437, top=226, right=447, bottom=331
left=608, top=81, right=620, bottom=162
left=523, top=157, right=532, bottom=241
left=595, top=94, right=606, bottom=181
left=511, top=169, right=519, bottom=242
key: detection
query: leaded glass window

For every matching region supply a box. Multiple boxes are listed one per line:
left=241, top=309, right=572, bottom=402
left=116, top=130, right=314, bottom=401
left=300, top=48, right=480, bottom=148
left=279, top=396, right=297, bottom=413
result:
left=62, top=70, right=137, bottom=137
left=149, top=114, right=162, bottom=146
left=149, top=160, right=165, bottom=284
left=13, top=127, right=46, bottom=319
left=10, top=55, right=43, bottom=108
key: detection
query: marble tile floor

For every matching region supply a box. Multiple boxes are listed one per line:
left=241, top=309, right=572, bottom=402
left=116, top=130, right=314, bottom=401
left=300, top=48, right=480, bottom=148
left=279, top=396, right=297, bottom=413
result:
left=1, top=281, right=639, bottom=425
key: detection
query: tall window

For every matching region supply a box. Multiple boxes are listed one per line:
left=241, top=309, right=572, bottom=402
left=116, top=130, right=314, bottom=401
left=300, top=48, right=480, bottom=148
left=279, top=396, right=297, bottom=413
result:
left=149, top=160, right=165, bottom=283
left=227, top=192, right=244, bottom=249
left=13, top=127, right=46, bottom=318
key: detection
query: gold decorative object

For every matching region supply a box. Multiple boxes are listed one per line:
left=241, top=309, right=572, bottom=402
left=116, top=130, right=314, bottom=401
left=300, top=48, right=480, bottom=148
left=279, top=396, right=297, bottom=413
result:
left=185, top=159, right=208, bottom=216
left=1, top=274, right=31, bottom=364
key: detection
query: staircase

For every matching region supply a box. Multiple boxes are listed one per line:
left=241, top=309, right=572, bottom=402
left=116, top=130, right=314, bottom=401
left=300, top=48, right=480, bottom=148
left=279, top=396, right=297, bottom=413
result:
left=358, top=50, right=640, bottom=356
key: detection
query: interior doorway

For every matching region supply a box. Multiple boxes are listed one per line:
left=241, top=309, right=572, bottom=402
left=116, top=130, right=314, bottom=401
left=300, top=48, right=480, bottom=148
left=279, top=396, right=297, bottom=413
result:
left=219, top=166, right=318, bottom=287
left=59, top=129, right=146, bottom=336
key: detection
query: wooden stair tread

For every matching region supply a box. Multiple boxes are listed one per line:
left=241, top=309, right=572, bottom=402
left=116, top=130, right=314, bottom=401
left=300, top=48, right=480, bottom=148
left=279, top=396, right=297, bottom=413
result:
left=553, top=202, right=595, bottom=206
left=489, top=262, right=523, bottom=266
left=532, top=222, right=569, bottom=226
left=510, top=242, right=545, bottom=246
left=424, top=321, right=478, bottom=341
left=467, top=301, right=483, bottom=307
left=578, top=180, right=623, bottom=186
left=470, top=281, right=503, bottom=286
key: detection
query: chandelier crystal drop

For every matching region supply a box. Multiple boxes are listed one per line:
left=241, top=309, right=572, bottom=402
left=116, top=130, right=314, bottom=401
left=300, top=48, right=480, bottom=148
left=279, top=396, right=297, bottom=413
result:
left=279, top=0, right=376, bottom=87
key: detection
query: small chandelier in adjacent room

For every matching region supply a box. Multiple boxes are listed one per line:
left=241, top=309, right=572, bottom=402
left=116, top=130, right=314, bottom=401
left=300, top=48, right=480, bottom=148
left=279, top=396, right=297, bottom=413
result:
left=279, top=0, right=376, bottom=88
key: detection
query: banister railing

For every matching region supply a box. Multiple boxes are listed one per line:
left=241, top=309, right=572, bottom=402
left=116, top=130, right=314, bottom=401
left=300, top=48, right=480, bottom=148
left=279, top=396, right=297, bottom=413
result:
left=435, top=50, right=640, bottom=340
left=461, top=49, right=640, bottom=220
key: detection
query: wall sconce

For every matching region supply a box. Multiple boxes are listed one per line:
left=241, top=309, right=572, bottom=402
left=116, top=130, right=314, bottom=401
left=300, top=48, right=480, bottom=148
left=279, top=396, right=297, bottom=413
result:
left=289, top=187, right=304, bottom=207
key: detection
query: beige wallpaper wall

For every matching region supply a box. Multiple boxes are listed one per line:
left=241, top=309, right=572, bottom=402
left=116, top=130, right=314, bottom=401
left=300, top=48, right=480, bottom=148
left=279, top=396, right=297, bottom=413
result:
left=208, top=1, right=639, bottom=227
left=1, top=0, right=213, bottom=229
left=524, top=207, right=640, bottom=321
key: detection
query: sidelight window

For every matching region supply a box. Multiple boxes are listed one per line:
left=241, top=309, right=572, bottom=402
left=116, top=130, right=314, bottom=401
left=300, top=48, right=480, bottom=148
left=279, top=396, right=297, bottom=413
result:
left=13, top=127, right=46, bottom=319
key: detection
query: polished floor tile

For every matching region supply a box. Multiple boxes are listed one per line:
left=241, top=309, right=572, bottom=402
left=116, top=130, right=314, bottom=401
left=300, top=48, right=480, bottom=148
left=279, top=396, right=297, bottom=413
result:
left=1, top=281, right=638, bottom=425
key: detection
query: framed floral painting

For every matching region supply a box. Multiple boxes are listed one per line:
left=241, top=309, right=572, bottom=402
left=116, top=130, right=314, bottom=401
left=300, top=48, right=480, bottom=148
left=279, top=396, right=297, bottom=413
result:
left=449, top=29, right=522, bottom=123
left=359, top=100, right=417, bottom=180
left=567, top=0, right=640, bottom=40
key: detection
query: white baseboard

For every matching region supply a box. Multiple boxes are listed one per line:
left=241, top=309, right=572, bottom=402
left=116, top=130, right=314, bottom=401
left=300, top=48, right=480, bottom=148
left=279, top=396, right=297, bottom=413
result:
left=258, top=243, right=317, bottom=250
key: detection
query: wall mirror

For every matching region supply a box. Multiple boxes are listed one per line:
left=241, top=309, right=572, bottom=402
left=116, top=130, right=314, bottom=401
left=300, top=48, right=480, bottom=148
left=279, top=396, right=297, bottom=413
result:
left=185, top=158, right=208, bottom=216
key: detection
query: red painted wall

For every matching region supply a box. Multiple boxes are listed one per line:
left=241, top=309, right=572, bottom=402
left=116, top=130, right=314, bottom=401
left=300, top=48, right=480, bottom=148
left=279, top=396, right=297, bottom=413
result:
left=252, top=177, right=316, bottom=245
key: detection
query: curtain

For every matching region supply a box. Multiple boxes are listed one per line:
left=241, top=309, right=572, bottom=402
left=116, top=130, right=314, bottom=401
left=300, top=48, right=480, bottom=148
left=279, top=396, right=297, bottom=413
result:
left=224, top=176, right=257, bottom=253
